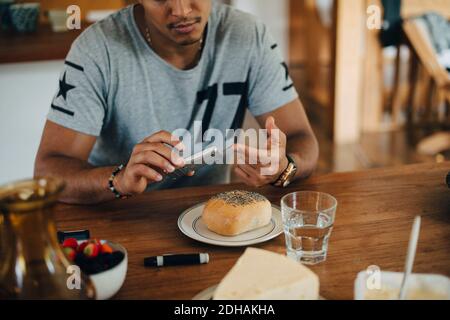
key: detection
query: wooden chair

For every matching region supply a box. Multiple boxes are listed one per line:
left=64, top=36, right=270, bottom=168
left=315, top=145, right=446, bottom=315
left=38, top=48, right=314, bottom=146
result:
left=401, top=17, right=450, bottom=155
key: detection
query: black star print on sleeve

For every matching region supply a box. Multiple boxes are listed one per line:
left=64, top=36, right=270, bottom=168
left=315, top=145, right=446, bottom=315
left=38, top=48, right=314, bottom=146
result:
left=51, top=62, right=84, bottom=117
left=57, top=71, right=76, bottom=100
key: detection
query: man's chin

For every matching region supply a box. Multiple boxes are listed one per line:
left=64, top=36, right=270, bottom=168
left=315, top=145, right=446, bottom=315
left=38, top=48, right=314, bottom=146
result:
left=169, top=27, right=205, bottom=46
left=177, top=36, right=203, bottom=47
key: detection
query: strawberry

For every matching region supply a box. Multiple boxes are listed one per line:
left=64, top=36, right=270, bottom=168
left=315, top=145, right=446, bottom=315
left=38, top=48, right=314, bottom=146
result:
left=101, top=243, right=113, bottom=254
left=77, top=241, right=89, bottom=253
left=83, top=243, right=99, bottom=258
left=62, top=247, right=76, bottom=261
left=89, top=239, right=102, bottom=254
left=62, top=238, right=78, bottom=250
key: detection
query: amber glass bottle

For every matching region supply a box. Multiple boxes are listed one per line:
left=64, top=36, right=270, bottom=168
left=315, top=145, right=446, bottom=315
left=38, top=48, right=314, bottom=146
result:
left=0, top=178, right=95, bottom=299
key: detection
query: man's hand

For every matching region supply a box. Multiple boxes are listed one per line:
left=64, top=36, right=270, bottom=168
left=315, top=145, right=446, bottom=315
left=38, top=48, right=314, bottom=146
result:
left=233, top=117, right=289, bottom=187
left=114, top=131, right=187, bottom=195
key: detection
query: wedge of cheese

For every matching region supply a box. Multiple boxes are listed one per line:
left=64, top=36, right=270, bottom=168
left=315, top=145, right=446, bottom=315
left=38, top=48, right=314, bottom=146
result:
left=214, top=248, right=319, bottom=300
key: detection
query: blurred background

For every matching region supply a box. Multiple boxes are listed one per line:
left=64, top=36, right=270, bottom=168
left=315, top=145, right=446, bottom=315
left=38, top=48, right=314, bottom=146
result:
left=0, top=0, right=449, bottom=185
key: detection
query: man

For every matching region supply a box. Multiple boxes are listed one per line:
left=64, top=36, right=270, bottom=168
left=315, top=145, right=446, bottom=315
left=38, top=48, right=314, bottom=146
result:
left=34, top=0, right=318, bottom=205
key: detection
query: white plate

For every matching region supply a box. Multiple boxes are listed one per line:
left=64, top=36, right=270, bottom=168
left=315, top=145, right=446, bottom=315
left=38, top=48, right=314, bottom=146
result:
left=178, top=202, right=283, bottom=247
left=192, top=284, right=325, bottom=300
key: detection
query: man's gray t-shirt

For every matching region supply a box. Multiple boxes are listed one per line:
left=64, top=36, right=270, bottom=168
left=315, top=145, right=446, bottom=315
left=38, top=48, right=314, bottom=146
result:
left=47, top=3, right=298, bottom=190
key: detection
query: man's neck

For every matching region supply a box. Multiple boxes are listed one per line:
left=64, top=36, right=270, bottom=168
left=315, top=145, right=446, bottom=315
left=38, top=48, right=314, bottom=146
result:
left=134, top=5, right=203, bottom=70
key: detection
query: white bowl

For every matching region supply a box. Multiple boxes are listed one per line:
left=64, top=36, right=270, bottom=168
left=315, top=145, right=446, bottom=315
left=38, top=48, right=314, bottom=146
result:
left=354, top=270, right=450, bottom=300
left=75, top=240, right=128, bottom=300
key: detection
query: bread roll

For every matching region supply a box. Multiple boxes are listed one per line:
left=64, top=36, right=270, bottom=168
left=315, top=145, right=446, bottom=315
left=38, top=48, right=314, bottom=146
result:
left=202, top=190, right=272, bottom=236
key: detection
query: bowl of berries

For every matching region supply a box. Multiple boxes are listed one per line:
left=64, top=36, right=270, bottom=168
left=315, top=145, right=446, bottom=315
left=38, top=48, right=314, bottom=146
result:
left=61, top=238, right=127, bottom=300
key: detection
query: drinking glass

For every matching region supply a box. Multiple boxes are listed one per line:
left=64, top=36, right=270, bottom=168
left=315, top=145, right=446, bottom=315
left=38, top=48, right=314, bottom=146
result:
left=281, top=191, right=337, bottom=265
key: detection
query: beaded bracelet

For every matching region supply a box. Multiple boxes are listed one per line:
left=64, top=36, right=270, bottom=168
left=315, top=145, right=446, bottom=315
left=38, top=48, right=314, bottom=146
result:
left=108, top=164, right=131, bottom=199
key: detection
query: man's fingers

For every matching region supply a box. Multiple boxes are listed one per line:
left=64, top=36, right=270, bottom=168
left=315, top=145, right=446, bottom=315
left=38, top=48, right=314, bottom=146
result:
left=269, top=129, right=285, bottom=148
left=133, top=151, right=178, bottom=173
left=233, top=144, right=272, bottom=166
left=265, top=117, right=287, bottom=148
left=234, top=166, right=264, bottom=187
left=266, top=116, right=279, bottom=144
left=265, top=116, right=277, bottom=133
left=235, top=165, right=267, bottom=187
left=144, top=130, right=185, bottom=151
left=234, top=144, right=256, bottom=163
left=151, top=144, right=185, bottom=167
left=131, top=164, right=163, bottom=183
left=132, top=143, right=185, bottom=167
left=237, top=164, right=269, bottom=187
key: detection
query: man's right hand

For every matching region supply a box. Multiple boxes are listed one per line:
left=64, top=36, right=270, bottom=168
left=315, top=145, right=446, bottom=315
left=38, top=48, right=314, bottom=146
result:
left=114, top=131, right=186, bottom=195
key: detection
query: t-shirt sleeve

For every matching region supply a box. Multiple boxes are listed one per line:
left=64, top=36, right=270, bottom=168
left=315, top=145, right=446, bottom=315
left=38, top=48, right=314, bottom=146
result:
left=247, top=22, right=299, bottom=117
left=47, top=27, right=109, bottom=136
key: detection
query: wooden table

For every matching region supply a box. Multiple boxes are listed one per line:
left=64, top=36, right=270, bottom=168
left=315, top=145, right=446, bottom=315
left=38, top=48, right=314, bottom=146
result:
left=54, top=162, right=450, bottom=300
